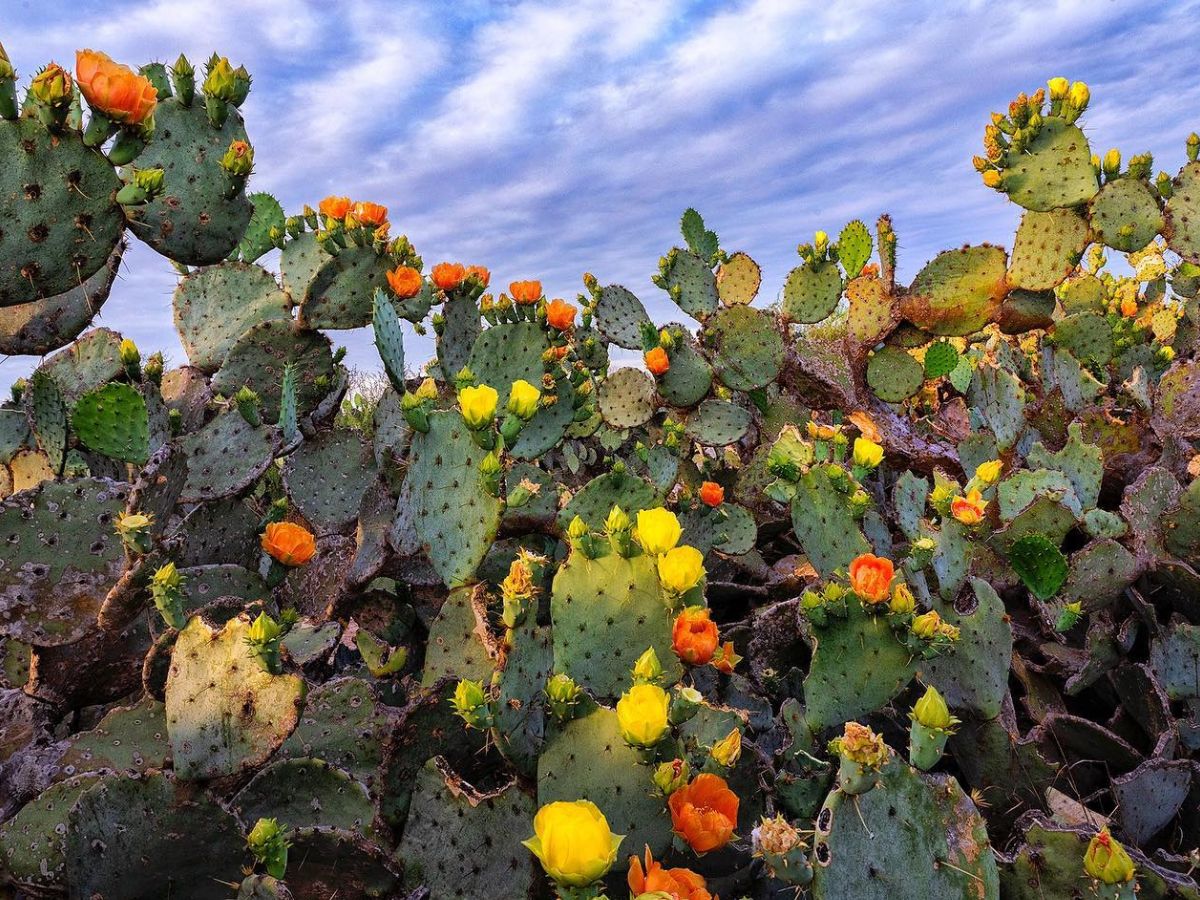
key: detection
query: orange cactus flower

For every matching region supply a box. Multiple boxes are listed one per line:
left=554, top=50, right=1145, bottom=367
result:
left=319, top=195, right=352, bottom=220
left=627, top=846, right=713, bottom=900
left=350, top=201, right=388, bottom=228
left=645, top=346, right=670, bottom=376
left=386, top=265, right=423, bottom=299
left=668, top=773, right=739, bottom=854
left=951, top=489, right=988, bottom=525
left=261, top=521, right=316, bottom=566
left=546, top=298, right=577, bottom=330
left=75, top=49, right=157, bottom=124
left=1120, top=296, right=1138, bottom=318
left=466, top=265, right=490, bottom=288
left=712, top=641, right=742, bottom=674
left=432, top=262, right=467, bottom=292
left=848, top=553, right=894, bottom=604
left=673, top=607, right=719, bottom=666
left=699, top=481, right=724, bottom=507
left=510, top=280, right=542, bottom=304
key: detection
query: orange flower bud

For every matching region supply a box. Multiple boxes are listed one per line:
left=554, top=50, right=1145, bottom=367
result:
left=673, top=606, right=719, bottom=666
left=546, top=298, right=577, bottom=331
left=319, top=195, right=352, bottom=220
left=668, top=773, right=739, bottom=854
left=645, top=346, right=670, bottom=376
left=699, top=481, right=724, bottom=507
left=848, top=553, right=894, bottom=603
left=75, top=49, right=157, bottom=124
left=627, top=846, right=713, bottom=900
left=510, top=280, right=542, bottom=304
left=386, top=265, right=423, bottom=299
left=350, top=201, right=388, bottom=228
left=432, top=262, right=467, bottom=292
left=466, top=265, right=490, bottom=288
left=261, top=521, right=316, bottom=566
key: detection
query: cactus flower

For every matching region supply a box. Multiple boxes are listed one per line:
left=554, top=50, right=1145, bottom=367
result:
left=319, top=195, right=352, bottom=220
left=974, top=459, right=1002, bottom=484
left=545, top=297, right=577, bottom=330
left=458, top=384, right=499, bottom=429
left=465, top=265, right=490, bottom=288
left=76, top=50, right=158, bottom=124
left=644, top=346, right=670, bottom=376
left=852, top=437, right=884, bottom=469
left=507, top=379, right=541, bottom=420
left=658, top=546, right=706, bottom=596
left=627, top=847, right=713, bottom=900
left=848, top=553, right=894, bottom=604
left=712, top=641, right=741, bottom=674
left=710, top=728, right=742, bottom=767
left=636, top=507, right=682, bottom=555
left=349, top=201, right=388, bottom=228
left=261, top=521, right=316, bottom=566
left=616, top=683, right=670, bottom=747
left=911, top=685, right=958, bottom=731
left=950, top=488, right=988, bottom=525
left=432, top=262, right=467, bottom=292
left=912, top=610, right=960, bottom=642
left=386, top=265, right=423, bottom=299
left=509, top=280, right=542, bottom=304
left=698, top=481, right=724, bottom=507
left=523, top=800, right=623, bottom=888
left=672, top=606, right=719, bottom=665
left=668, top=773, right=739, bottom=853
left=830, top=721, right=889, bottom=768
left=220, top=139, right=253, bottom=176
left=1084, top=827, right=1135, bottom=884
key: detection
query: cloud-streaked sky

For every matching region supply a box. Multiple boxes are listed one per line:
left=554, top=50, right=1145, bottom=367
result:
left=4, top=0, right=1200, bottom=390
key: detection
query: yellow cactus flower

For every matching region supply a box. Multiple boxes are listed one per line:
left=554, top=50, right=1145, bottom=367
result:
left=1068, top=80, right=1090, bottom=110
left=830, top=721, right=889, bottom=768
left=1047, top=77, right=1069, bottom=101
left=458, top=384, right=498, bottom=429
left=889, top=582, right=916, bottom=615
left=657, top=545, right=705, bottom=595
left=911, top=685, right=958, bottom=731
left=1084, top=827, right=1135, bottom=885
left=852, top=437, right=884, bottom=469
left=507, top=379, right=541, bottom=420
left=635, top=507, right=682, bottom=556
left=982, top=170, right=1002, bottom=189
left=951, top=488, right=988, bottom=525
left=974, top=459, right=1002, bottom=484
left=616, top=683, right=670, bottom=747
left=523, top=800, right=623, bottom=887
left=912, top=610, right=944, bottom=639
left=710, top=728, right=743, bottom=767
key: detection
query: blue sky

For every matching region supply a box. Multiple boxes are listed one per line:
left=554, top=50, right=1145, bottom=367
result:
left=4, top=0, right=1200, bottom=390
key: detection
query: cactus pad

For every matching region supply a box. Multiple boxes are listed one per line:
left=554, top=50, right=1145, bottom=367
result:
left=599, top=366, right=657, bottom=428
left=1166, top=160, right=1200, bottom=263
left=656, top=336, right=713, bottom=407
left=55, top=695, right=170, bottom=778
left=276, top=676, right=393, bottom=783
left=1053, top=310, right=1113, bottom=365
left=1008, top=208, right=1091, bottom=290
left=595, top=284, right=652, bottom=349
left=71, top=382, right=150, bottom=465
left=684, top=397, right=751, bottom=445
left=1089, top=176, right=1163, bottom=252
left=662, top=248, right=720, bottom=318
left=866, top=345, right=924, bottom=402
left=300, top=245, right=393, bottom=329
left=1002, top=119, right=1097, bottom=212
left=716, top=250, right=761, bottom=305
left=782, top=260, right=843, bottom=323
left=557, top=470, right=662, bottom=530
left=791, top=467, right=870, bottom=577
left=212, top=319, right=336, bottom=420
left=234, top=757, right=376, bottom=834
left=904, top=245, right=1007, bottom=335
left=919, top=578, right=1013, bottom=718
left=235, top=191, right=285, bottom=263
left=467, top=321, right=547, bottom=408
left=179, top=410, right=279, bottom=502
left=173, top=262, right=291, bottom=372
left=282, top=429, right=378, bottom=533
left=704, top=305, right=784, bottom=390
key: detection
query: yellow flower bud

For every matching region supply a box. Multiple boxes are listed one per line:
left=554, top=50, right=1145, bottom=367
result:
left=657, top=545, right=705, bottom=595
left=152, top=561, right=182, bottom=589
left=911, top=685, right=957, bottom=731
left=632, top=647, right=664, bottom=683
left=457, top=383, right=498, bottom=429
left=567, top=515, right=590, bottom=540
left=710, top=728, right=743, bottom=767
left=246, top=611, right=282, bottom=646
left=1068, top=80, right=1089, bottom=110
left=1047, top=77, right=1069, bottom=101
left=507, top=379, right=541, bottom=420
left=852, top=437, right=884, bottom=469
left=1083, top=828, right=1135, bottom=885
left=911, top=610, right=944, bottom=639
left=635, top=507, right=682, bottom=556
left=414, top=377, right=438, bottom=402
left=605, top=504, right=631, bottom=533
left=982, top=170, right=1003, bottom=189
left=889, top=582, right=916, bottom=615
left=974, top=459, right=1002, bottom=484
left=616, top=683, right=670, bottom=747
left=523, top=800, right=623, bottom=887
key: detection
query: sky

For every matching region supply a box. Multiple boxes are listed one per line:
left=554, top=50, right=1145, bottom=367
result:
left=4, top=0, right=1200, bottom=391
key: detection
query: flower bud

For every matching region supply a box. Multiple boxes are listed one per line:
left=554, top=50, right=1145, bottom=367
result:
left=31, top=62, right=73, bottom=108
left=115, top=511, right=155, bottom=554
left=1084, top=827, right=1136, bottom=885
left=974, top=459, right=1002, bottom=484
left=1047, top=76, right=1069, bottom=101
left=245, top=612, right=283, bottom=673
left=709, top=728, right=742, bottom=767
left=889, top=582, right=916, bottom=616
left=911, top=685, right=956, bottom=730
left=669, top=685, right=702, bottom=725
left=653, top=758, right=691, bottom=798
left=247, top=817, right=290, bottom=880
left=1102, top=148, right=1121, bottom=179
left=452, top=678, right=493, bottom=729
left=545, top=673, right=583, bottom=721
left=507, top=379, right=541, bottom=420
left=220, top=139, right=254, bottom=176
left=632, top=646, right=664, bottom=683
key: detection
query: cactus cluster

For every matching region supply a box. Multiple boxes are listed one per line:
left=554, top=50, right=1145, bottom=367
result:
left=1, top=46, right=1199, bottom=900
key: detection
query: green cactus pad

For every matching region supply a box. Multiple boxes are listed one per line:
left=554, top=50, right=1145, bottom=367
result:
left=1008, top=534, right=1069, bottom=600
left=1166, top=161, right=1200, bottom=263
left=837, top=220, right=873, bottom=278
left=656, top=336, right=713, bottom=407
left=26, top=370, right=66, bottom=475
left=1089, top=176, right=1163, bottom=252
left=846, top=276, right=894, bottom=348
left=1008, top=208, right=1091, bottom=290
left=212, top=319, right=336, bottom=421
left=1052, top=310, right=1113, bottom=365
left=1063, top=539, right=1140, bottom=608
left=684, top=398, right=750, bottom=445
left=0, top=773, right=103, bottom=890
left=998, top=288, right=1056, bottom=333
left=467, top=321, right=547, bottom=407
left=0, top=477, right=128, bottom=646
left=0, top=118, right=123, bottom=306
left=680, top=502, right=757, bottom=555
left=716, top=250, right=761, bottom=305
left=922, top=340, right=959, bottom=379
left=537, top=707, right=673, bottom=858
left=1026, top=423, right=1103, bottom=510
left=406, top=410, right=504, bottom=587
left=436, top=295, right=481, bottom=378
left=71, top=382, right=150, bottom=465
left=791, top=467, right=870, bottom=577
left=55, top=695, right=170, bottom=778
left=300, top=245, right=394, bottom=329
left=599, top=366, right=657, bottom=428
left=372, top=291, right=407, bottom=394
left=493, top=617, right=553, bottom=776
left=509, top=381, right=574, bottom=460
left=662, top=248, right=719, bottom=318
left=1002, top=118, right=1097, bottom=212
left=998, top=469, right=1080, bottom=521
left=277, top=676, right=394, bottom=783
left=234, top=758, right=376, bottom=834
left=551, top=550, right=682, bottom=699
left=179, top=410, right=279, bottom=502
left=557, top=471, right=661, bottom=531
left=904, top=245, right=1007, bottom=335
left=234, top=191, right=285, bottom=263
left=866, top=345, right=924, bottom=402
left=919, top=578, right=1013, bottom=718
left=124, top=99, right=254, bottom=265
left=704, top=305, right=784, bottom=390
left=66, top=772, right=246, bottom=899
left=970, top=362, right=1025, bottom=450
left=1149, top=622, right=1200, bottom=701
left=781, top=260, right=843, bottom=323
left=397, top=758, right=537, bottom=898
left=420, top=585, right=497, bottom=686
left=282, top=827, right=399, bottom=898
left=165, top=614, right=306, bottom=779
left=282, top=429, right=378, bottom=533
left=0, top=243, right=123, bottom=357
left=893, top=471, right=930, bottom=541
left=1058, top=273, right=1107, bottom=313
left=596, top=284, right=652, bottom=349
left=173, top=262, right=291, bottom=373
left=177, top=564, right=266, bottom=616
left=1164, top=476, right=1200, bottom=560
left=279, top=231, right=328, bottom=300
left=811, top=761, right=999, bottom=900
left=38, top=326, right=125, bottom=403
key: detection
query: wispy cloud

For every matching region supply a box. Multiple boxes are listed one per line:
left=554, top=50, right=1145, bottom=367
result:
left=3, top=0, right=1199, bottom=387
